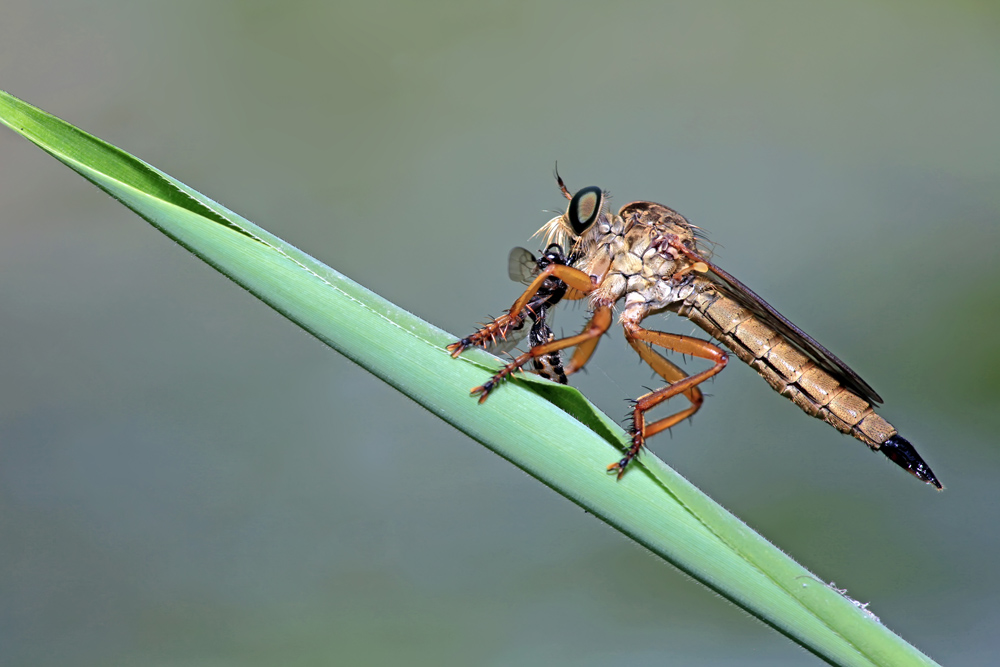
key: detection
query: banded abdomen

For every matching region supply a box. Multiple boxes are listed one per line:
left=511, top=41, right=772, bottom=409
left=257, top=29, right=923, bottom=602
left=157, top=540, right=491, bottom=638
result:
left=673, top=279, right=897, bottom=450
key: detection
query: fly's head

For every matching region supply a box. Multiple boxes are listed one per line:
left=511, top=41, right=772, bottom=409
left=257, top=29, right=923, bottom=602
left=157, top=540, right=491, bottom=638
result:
left=534, top=182, right=611, bottom=261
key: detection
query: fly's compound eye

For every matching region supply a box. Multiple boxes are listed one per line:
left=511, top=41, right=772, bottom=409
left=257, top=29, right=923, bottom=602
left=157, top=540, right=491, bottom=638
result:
left=567, top=186, right=603, bottom=236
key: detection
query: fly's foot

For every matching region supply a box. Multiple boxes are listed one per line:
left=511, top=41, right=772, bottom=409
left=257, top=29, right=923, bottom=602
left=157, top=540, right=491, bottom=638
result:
left=607, top=432, right=645, bottom=480
left=469, top=363, right=519, bottom=404
left=606, top=452, right=638, bottom=480
left=448, top=329, right=500, bottom=357
left=470, top=378, right=499, bottom=403
left=447, top=338, right=474, bottom=358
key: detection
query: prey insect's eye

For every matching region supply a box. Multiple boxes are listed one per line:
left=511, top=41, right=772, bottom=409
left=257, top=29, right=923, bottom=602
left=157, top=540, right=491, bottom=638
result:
left=567, top=186, right=603, bottom=236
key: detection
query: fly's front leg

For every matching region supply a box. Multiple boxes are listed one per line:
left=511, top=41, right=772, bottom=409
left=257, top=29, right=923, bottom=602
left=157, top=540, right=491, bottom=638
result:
left=448, top=312, right=525, bottom=357
left=447, top=264, right=595, bottom=358
left=471, top=305, right=612, bottom=403
left=609, top=319, right=729, bottom=479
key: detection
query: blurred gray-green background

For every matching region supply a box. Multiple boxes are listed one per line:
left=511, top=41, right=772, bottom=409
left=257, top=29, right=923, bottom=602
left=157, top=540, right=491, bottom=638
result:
left=2, top=1, right=998, bottom=665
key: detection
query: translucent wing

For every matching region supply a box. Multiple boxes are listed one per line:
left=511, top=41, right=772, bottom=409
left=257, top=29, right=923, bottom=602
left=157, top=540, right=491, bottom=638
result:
left=496, top=247, right=569, bottom=365
left=508, top=247, right=539, bottom=284
left=484, top=248, right=537, bottom=353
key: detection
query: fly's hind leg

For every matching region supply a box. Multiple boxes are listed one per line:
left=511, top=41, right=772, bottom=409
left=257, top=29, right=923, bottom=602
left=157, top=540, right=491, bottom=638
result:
left=609, top=316, right=729, bottom=479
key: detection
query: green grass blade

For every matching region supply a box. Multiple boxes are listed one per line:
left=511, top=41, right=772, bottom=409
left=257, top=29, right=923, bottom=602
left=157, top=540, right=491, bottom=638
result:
left=0, top=89, right=941, bottom=667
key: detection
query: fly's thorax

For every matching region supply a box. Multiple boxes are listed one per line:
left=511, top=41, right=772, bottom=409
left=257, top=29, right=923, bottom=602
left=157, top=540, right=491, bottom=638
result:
left=573, top=209, right=704, bottom=308
left=544, top=190, right=706, bottom=309
left=620, top=201, right=706, bottom=295
left=617, top=200, right=699, bottom=247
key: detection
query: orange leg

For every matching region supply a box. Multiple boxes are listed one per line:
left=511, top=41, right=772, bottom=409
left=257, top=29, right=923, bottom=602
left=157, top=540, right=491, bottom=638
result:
left=562, top=310, right=609, bottom=376
left=447, top=264, right=596, bottom=357
left=625, top=332, right=705, bottom=414
left=608, top=321, right=729, bottom=479
left=470, top=305, right=613, bottom=402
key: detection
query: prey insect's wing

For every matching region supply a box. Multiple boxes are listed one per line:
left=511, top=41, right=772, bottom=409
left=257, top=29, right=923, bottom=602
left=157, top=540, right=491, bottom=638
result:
left=498, top=246, right=571, bottom=366
left=698, top=257, right=883, bottom=405
left=508, top=247, right=539, bottom=284
left=490, top=248, right=542, bottom=353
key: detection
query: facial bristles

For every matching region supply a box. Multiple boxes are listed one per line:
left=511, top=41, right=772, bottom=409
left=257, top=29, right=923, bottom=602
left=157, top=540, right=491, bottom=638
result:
left=532, top=214, right=573, bottom=250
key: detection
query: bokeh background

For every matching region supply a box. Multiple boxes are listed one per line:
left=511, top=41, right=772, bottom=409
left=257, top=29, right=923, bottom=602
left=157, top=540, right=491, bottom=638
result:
left=2, top=1, right=998, bottom=665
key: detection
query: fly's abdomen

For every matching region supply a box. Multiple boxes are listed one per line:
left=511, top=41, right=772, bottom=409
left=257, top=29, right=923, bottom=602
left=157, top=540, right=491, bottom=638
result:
left=676, top=286, right=896, bottom=449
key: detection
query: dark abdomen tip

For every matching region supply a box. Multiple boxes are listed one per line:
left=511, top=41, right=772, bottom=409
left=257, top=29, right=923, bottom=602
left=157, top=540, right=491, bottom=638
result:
left=880, top=434, right=943, bottom=490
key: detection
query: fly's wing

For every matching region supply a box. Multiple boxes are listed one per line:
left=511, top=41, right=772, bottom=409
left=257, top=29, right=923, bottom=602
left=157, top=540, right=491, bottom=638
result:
left=700, top=259, right=884, bottom=405
left=508, top=247, right=538, bottom=284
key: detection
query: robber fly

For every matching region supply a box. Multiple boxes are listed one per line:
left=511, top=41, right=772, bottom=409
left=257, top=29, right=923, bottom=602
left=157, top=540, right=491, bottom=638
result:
left=448, top=174, right=941, bottom=488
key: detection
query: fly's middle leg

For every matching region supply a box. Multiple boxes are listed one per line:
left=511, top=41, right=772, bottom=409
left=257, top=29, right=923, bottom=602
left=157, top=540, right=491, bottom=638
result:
left=610, top=319, right=728, bottom=479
